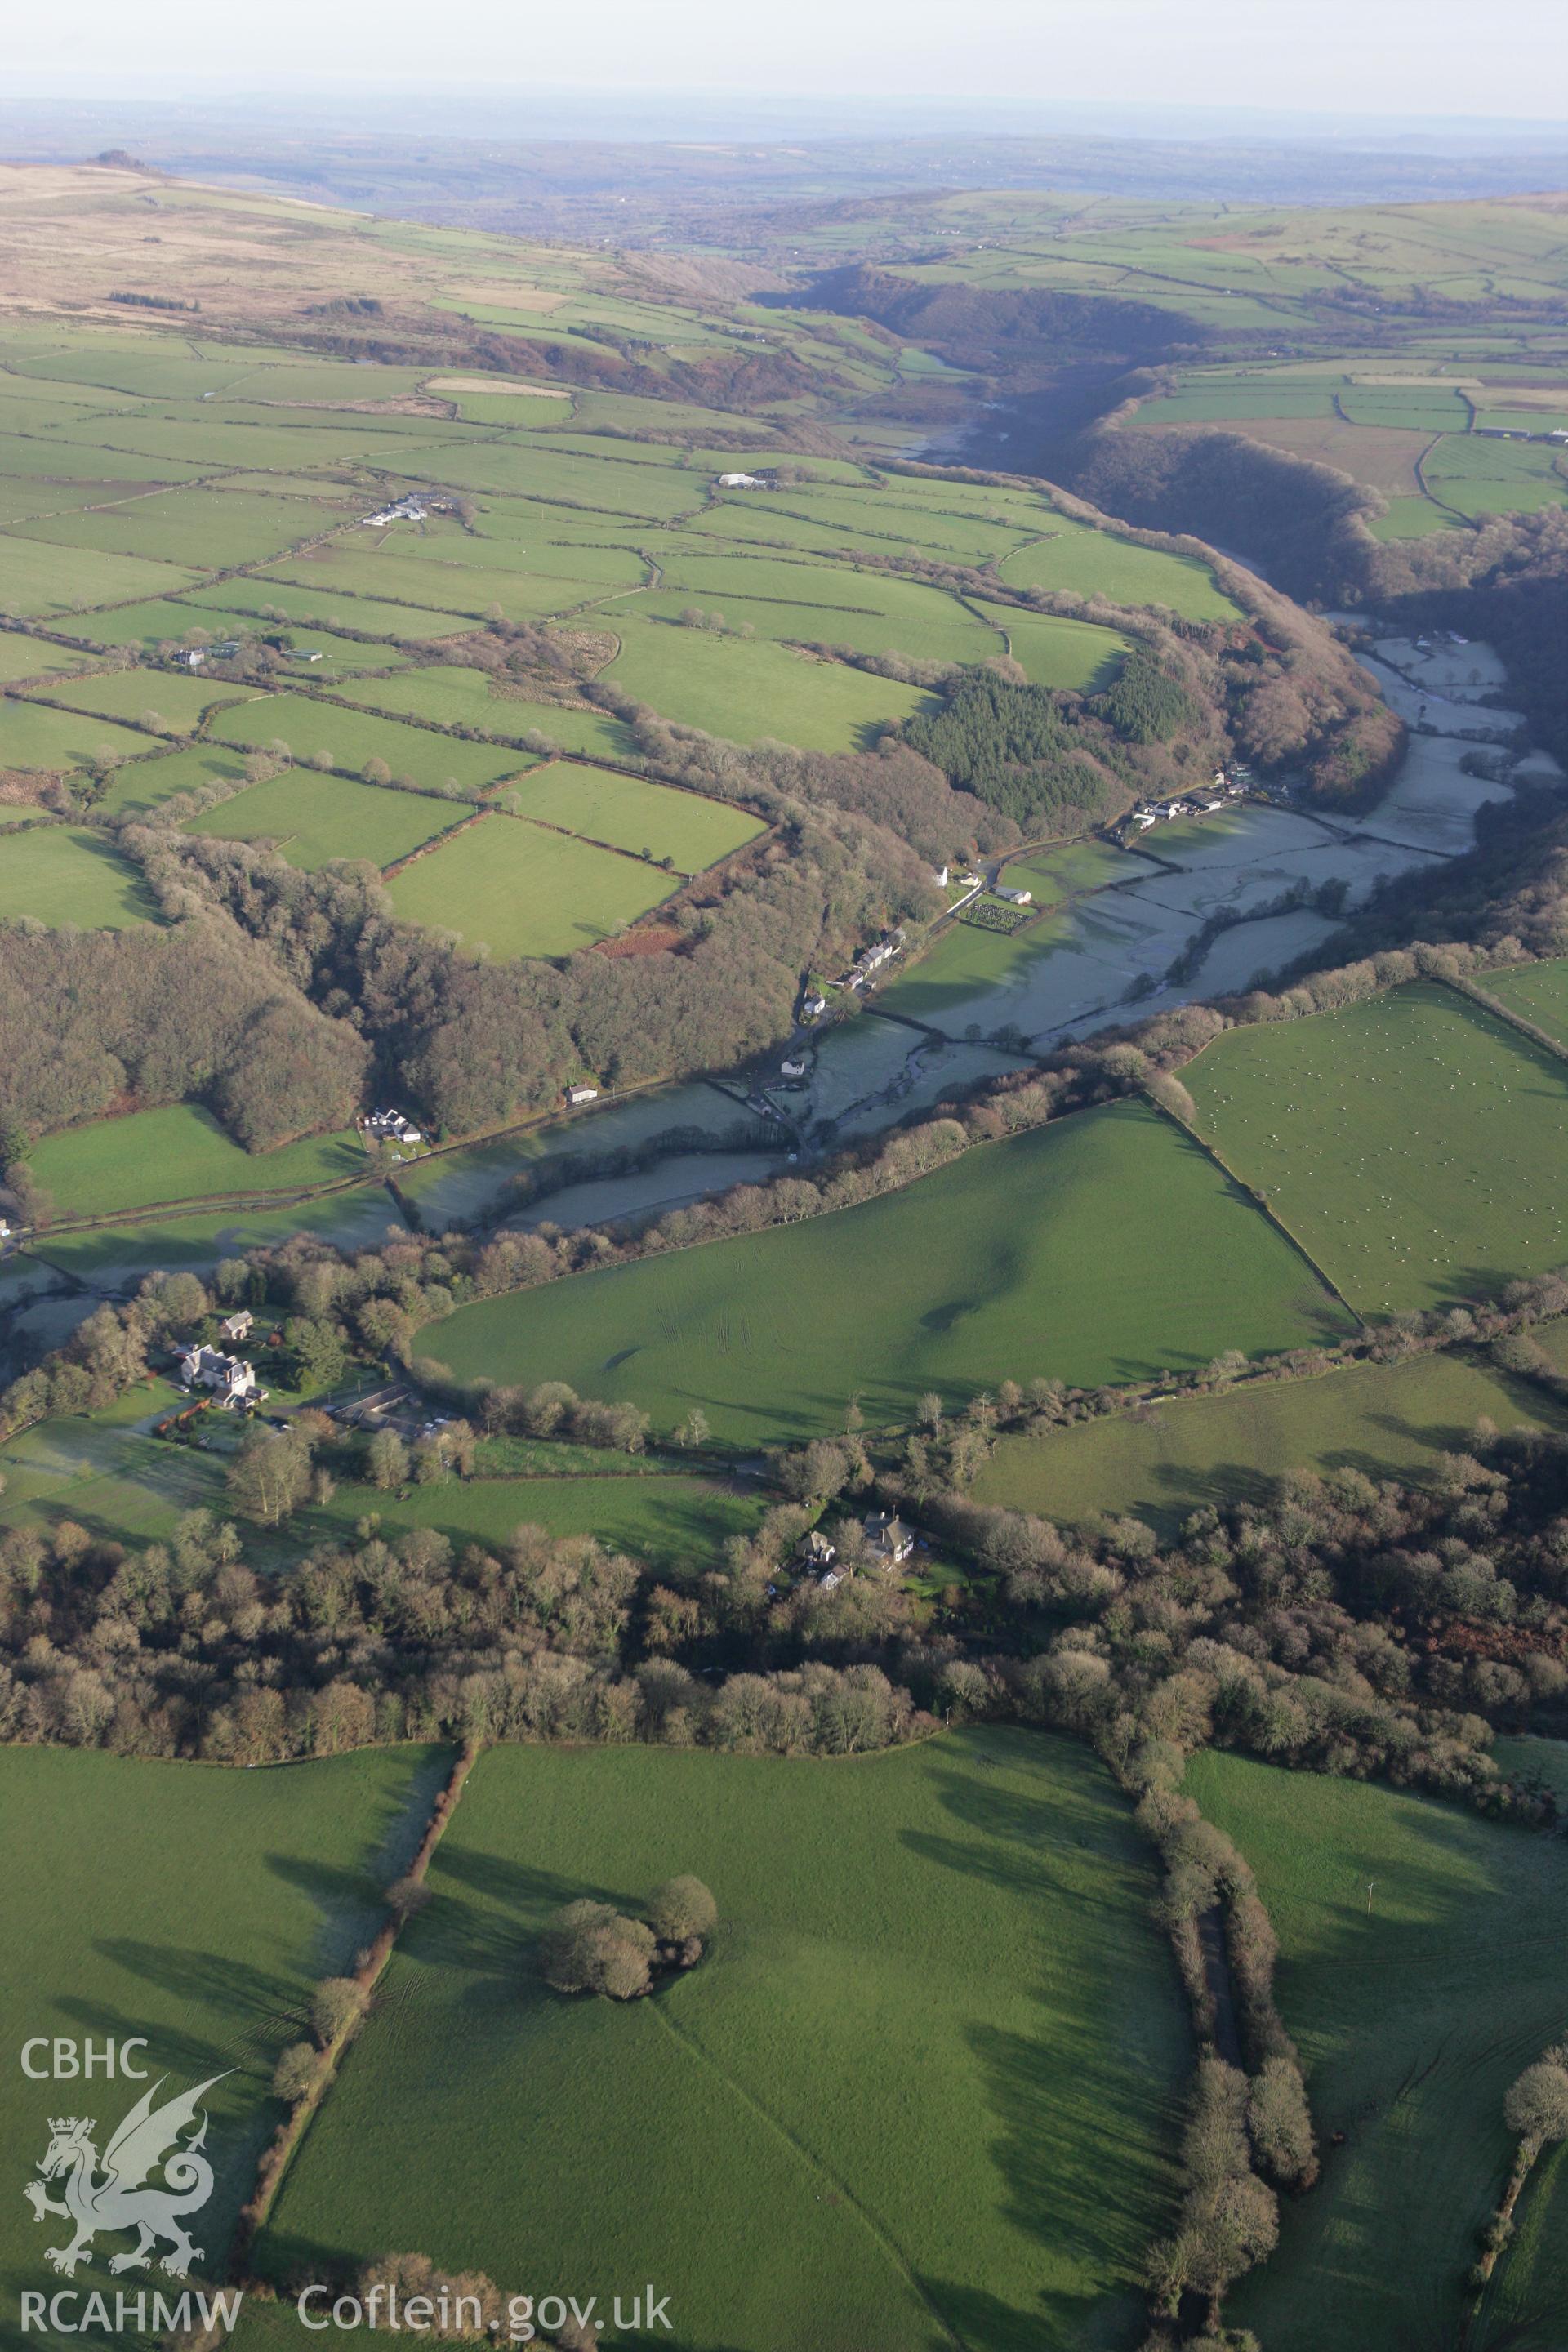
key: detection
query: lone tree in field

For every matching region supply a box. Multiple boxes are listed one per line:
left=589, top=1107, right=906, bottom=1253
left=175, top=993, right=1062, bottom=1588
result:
left=1476, top=2042, right=1568, bottom=2283
left=646, top=1875, right=717, bottom=1941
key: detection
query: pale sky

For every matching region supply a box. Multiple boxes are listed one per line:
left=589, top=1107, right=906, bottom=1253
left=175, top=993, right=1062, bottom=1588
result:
left=7, top=0, right=1568, bottom=122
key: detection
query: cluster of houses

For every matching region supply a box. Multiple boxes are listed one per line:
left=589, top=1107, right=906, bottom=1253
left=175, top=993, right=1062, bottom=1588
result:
left=795, top=1512, right=918, bottom=1589
left=837, top=928, right=906, bottom=994
left=179, top=641, right=241, bottom=670
left=173, top=1313, right=268, bottom=1411
left=363, top=1107, right=424, bottom=1150
left=1128, top=772, right=1248, bottom=833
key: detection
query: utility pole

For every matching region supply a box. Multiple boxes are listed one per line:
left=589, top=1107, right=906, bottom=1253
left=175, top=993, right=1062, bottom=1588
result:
left=1365, top=1878, right=1375, bottom=1917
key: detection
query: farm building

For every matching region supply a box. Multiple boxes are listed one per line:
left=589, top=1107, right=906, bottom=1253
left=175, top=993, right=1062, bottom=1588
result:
left=174, top=1343, right=267, bottom=1410
left=716, top=472, right=767, bottom=488
left=996, top=885, right=1033, bottom=906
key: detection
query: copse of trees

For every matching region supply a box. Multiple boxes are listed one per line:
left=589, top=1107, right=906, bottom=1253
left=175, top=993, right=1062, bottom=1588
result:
left=539, top=1876, right=718, bottom=1998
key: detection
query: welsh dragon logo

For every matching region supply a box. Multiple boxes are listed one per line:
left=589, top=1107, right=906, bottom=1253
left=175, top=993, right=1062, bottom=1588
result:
left=24, top=2074, right=229, bottom=2278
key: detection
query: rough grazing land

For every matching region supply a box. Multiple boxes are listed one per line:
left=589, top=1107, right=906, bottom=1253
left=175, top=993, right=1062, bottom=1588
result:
left=256, top=1731, right=1188, bottom=2352
left=416, top=1102, right=1352, bottom=1442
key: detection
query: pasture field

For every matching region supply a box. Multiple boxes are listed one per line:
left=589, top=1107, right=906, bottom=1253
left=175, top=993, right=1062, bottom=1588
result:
left=631, top=564, right=1001, bottom=663
left=264, top=546, right=617, bottom=627
left=16, top=485, right=327, bottom=569
left=499, top=760, right=764, bottom=871
left=0, top=635, right=102, bottom=683
left=602, top=617, right=937, bottom=749
left=0, top=1744, right=450, bottom=2336
left=386, top=811, right=678, bottom=956
left=0, top=823, right=156, bottom=927
left=414, top=1100, right=1353, bottom=1443
left=969, top=600, right=1129, bottom=689
left=315, top=1468, right=767, bottom=1576
left=1187, top=982, right=1568, bottom=1316
left=94, top=738, right=253, bottom=813
left=26, top=1102, right=365, bottom=1220
left=1186, top=1751, right=1568, bottom=2352
left=0, top=530, right=202, bottom=615
left=995, top=524, right=1238, bottom=619
left=255, top=1731, right=1187, bottom=2352
left=971, top=1348, right=1564, bottom=1533
left=47, top=595, right=238, bottom=651
left=181, top=577, right=475, bottom=640
left=0, top=697, right=148, bottom=771
left=210, top=696, right=532, bottom=792
left=334, top=664, right=551, bottom=734
left=185, top=770, right=466, bottom=872
left=26, top=668, right=264, bottom=732
left=1488, top=953, right=1568, bottom=1049
left=336, top=669, right=636, bottom=760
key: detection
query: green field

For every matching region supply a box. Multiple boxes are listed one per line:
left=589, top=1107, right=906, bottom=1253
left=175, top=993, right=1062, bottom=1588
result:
left=500, top=761, right=764, bottom=871
left=1187, top=982, right=1568, bottom=1316
left=0, top=636, right=103, bottom=684
left=337, top=668, right=636, bottom=761
left=971, top=601, right=1129, bottom=690
left=0, top=697, right=149, bottom=772
left=0, top=823, right=156, bottom=927
left=1000, top=838, right=1148, bottom=902
left=1187, top=1751, right=1568, bottom=2352
left=1489, top=955, right=1568, bottom=1050
left=25, top=668, right=264, bottom=733
left=254, top=1731, right=1188, bottom=2352
left=386, top=810, right=678, bottom=956
left=186, top=770, right=466, bottom=871
left=415, top=1101, right=1353, bottom=1442
left=995, top=525, right=1238, bottom=620
left=316, top=1468, right=766, bottom=1577
left=602, top=617, right=937, bottom=749
left=973, top=1348, right=1565, bottom=1532
left=94, top=739, right=255, bottom=814
left=209, top=696, right=531, bottom=793
left=27, top=1102, right=365, bottom=1220
left=0, top=530, right=202, bottom=616
left=1, top=1744, right=450, bottom=2333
